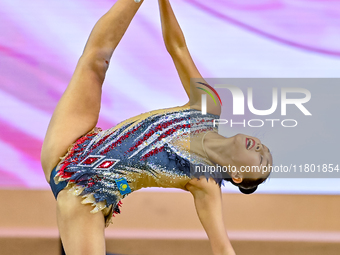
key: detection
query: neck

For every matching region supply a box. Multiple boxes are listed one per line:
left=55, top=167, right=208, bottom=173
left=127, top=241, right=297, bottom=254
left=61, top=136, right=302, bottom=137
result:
left=203, top=133, right=235, bottom=166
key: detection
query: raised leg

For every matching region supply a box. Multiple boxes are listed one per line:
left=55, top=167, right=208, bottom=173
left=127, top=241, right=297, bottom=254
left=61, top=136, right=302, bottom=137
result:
left=41, top=0, right=145, bottom=183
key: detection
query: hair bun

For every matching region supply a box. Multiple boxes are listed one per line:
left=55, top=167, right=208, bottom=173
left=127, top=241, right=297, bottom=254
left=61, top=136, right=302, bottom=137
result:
left=239, top=186, right=257, bottom=195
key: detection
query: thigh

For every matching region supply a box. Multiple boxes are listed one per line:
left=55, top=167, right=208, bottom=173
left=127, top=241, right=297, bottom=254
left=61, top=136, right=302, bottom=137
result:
left=41, top=53, right=107, bottom=183
left=57, top=189, right=106, bottom=255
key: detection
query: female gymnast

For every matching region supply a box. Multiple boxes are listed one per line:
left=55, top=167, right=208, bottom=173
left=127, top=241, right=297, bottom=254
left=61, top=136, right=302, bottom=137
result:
left=41, top=0, right=272, bottom=254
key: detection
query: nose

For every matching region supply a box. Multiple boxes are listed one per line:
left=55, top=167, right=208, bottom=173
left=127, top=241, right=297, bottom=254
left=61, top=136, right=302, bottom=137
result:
left=255, top=142, right=264, bottom=152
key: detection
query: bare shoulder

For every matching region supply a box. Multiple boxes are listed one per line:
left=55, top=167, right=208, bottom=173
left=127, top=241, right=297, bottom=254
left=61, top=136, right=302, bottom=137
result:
left=184, top=102, right=221, bottom=116
left=185, top=177, right=221, bottom=195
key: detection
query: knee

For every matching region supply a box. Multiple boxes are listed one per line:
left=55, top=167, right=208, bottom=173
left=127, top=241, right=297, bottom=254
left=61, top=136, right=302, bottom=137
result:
left=56, top=189, right=106, bottom=231
left=57, top=190, right=85, bottom=220
left=79, top=50, right=110, bottom=78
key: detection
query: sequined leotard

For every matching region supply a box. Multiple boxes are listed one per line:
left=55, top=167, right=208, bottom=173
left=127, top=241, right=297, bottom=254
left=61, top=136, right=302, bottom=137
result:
left=50, top=108, right=220, bottom=226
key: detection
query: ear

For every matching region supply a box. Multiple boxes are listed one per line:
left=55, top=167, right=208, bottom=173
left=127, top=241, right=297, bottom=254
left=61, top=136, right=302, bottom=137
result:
left=231, top=170, right=243, bottom=184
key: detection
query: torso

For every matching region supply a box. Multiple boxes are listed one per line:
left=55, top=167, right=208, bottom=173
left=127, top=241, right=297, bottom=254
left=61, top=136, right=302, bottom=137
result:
left=51, top=105, right=221, bottom=224
left=53, top=105, right=220, bottom=190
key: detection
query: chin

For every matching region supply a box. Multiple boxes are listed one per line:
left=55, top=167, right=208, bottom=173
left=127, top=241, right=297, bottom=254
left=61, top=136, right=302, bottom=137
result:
left=234, top=134, right=246, bottom=147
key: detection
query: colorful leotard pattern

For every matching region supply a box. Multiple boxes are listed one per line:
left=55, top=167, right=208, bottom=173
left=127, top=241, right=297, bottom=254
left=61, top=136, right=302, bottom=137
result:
left=53, top=108, right=222, bottom=226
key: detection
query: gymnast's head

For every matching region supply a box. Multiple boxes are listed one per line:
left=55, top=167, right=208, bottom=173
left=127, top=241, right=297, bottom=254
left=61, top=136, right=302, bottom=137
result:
left=225, top=134, right=272, bottom=194
left=204, top=133, right=272, bottom=194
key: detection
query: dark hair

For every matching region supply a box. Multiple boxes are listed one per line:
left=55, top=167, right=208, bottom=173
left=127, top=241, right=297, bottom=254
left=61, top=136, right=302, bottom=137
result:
left=224, top=173, right=268, bottom=195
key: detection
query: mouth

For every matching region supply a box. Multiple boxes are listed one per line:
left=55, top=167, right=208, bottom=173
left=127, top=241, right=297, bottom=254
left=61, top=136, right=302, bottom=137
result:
left=246, top=138, right=256, bottom=150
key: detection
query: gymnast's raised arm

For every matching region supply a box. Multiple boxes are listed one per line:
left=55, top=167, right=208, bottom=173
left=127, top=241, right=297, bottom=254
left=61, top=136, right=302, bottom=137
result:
left=158, top=0, right=221, bottom=116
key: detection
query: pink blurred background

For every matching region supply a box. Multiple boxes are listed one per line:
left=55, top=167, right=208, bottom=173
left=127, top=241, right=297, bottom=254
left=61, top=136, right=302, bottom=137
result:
left=0, top=0, right=339, bottom=191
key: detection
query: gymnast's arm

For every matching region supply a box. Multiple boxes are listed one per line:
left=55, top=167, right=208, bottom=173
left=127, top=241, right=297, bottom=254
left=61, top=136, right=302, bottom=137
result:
left=158, top=0, right=220, bottom=115
left=186, top=178, right=236, bottom=255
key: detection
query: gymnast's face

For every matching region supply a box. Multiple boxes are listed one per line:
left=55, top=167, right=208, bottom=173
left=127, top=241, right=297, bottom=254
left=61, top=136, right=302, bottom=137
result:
left=227, top=134, right=272, bottom=182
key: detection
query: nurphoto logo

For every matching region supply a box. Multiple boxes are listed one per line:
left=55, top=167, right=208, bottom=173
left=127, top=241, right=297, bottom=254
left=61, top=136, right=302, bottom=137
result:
left=198, top=82, right=312, bottom=128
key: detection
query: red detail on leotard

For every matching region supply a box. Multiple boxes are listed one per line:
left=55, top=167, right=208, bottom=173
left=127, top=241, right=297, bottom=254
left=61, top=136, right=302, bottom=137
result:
left=83, top=157, right=101, bottom=165
left=97, top=160, right=116, bottom=169
left=57, top=132, right=98, bottom=180
left=127, top=119, right=189, bottom=154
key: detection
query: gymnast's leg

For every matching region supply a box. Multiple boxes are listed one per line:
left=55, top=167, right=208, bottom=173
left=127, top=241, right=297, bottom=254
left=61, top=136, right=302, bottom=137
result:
left=40, top=1, right=145, bottom=254
left=41, top=0, right=145, bottom=183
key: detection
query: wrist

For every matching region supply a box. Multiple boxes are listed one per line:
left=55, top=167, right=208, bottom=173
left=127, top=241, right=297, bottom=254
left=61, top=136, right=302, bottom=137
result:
left=214, top=246, right=236, bottom=255
left=224, top=247, right=236, bottom=255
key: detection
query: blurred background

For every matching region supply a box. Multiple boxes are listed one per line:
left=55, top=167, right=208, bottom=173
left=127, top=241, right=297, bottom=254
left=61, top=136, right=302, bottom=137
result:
left=0, top=0, right=340, bottom=254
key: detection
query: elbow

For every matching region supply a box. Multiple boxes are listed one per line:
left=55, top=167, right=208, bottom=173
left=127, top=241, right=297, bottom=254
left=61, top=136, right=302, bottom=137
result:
left=165, top=44, right=187, bottom=56
left=163, top=34, right=187, bottom=55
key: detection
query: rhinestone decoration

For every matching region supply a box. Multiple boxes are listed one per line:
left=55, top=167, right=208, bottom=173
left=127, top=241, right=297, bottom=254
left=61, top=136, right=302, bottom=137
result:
left=79, top=156, right=105, bottom=167
left=53, top=108, right=221, bottom=227
left=95, top=159, right=120, bottom=170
